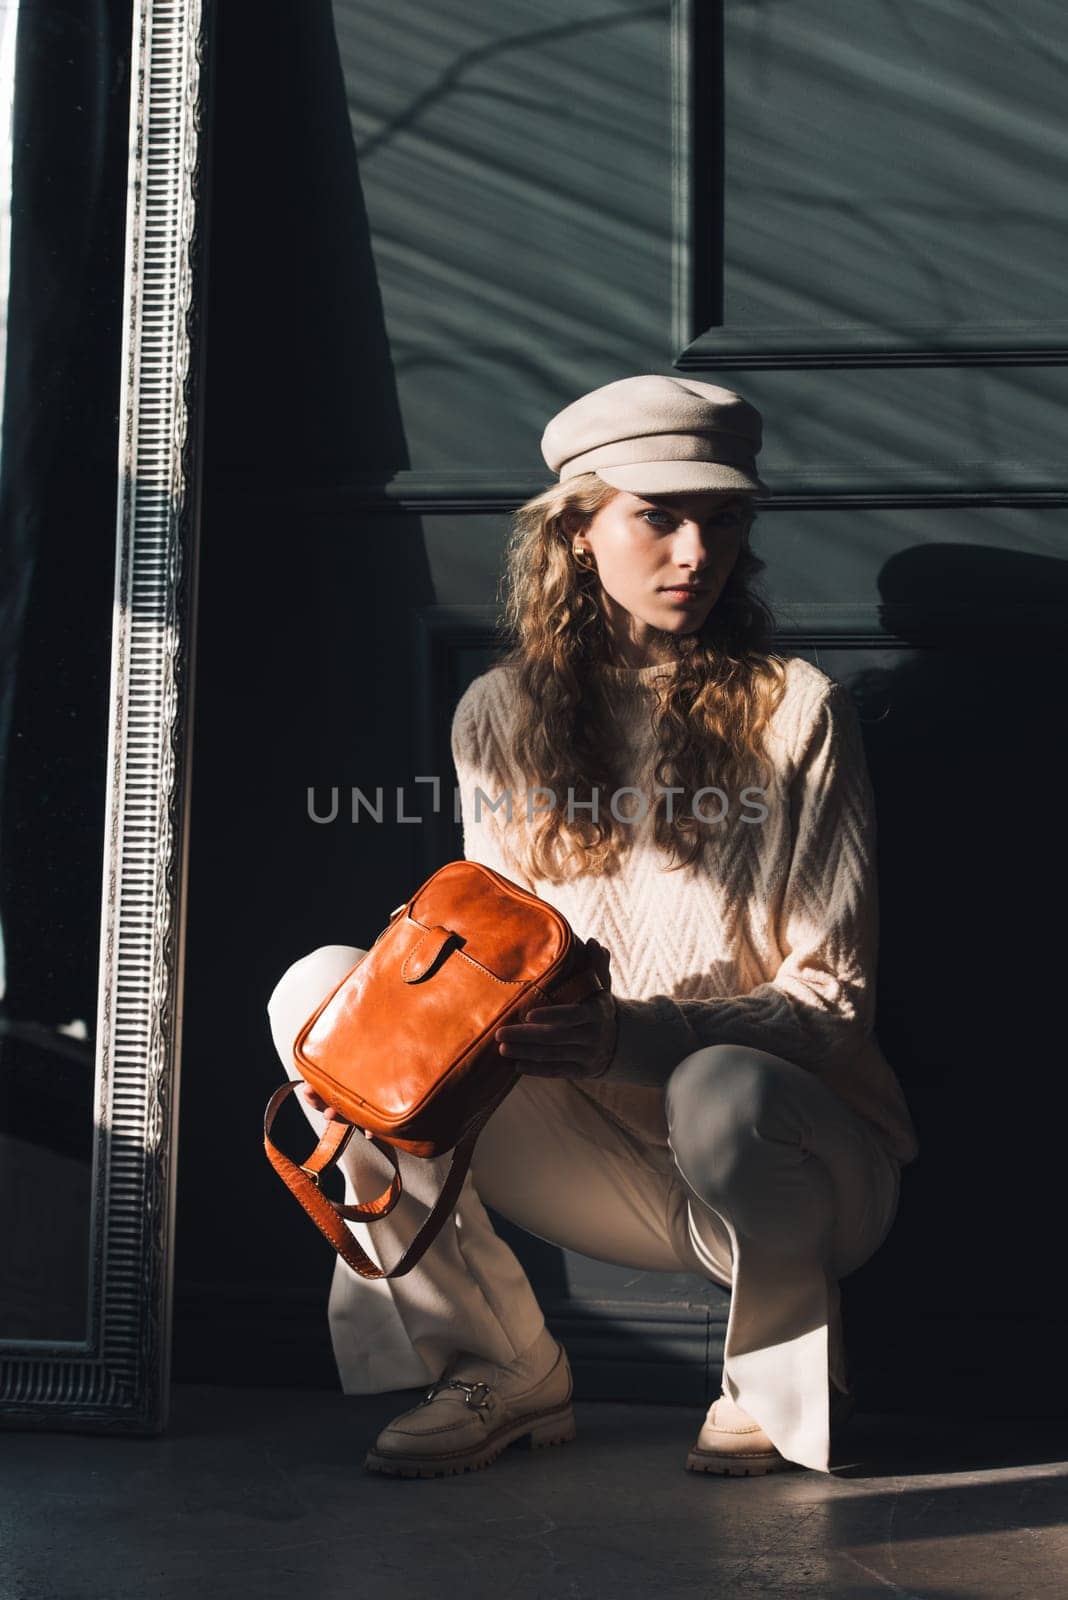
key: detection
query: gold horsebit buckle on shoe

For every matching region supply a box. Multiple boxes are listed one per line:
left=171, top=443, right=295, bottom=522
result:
left=421, top=1378, right=493, bottom=1410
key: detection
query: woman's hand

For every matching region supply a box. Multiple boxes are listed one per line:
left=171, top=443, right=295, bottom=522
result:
left=298, top=1082, right=374, bottom=1136
left=298, top=1083, right=344, bottom=1121
left=494, top=938, right=618, bottom=1081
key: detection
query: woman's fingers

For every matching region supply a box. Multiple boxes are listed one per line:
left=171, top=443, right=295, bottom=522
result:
left=496, top=1026, right=596, bottom=1067
left=498, top=1043, right=586, bottom=1062
left=497, top=1019, right=586, bottom=1049
left=299, top=1083, right=342, bottom=1120
left=500, top=998, right=602, bottom=1032
left=299, top=1082, right=368, bottom=1130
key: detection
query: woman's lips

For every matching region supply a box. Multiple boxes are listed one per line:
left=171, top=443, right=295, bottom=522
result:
left=660, top=587, right=709, bottom=605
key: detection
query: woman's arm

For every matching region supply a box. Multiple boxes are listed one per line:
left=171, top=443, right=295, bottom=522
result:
left=603, top=681, right=884, bottom=1086
left=450, top=675, right=537, bottom=892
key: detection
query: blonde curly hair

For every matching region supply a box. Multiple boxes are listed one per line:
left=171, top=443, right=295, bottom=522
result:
left=483, top=472, right=790, bottom=882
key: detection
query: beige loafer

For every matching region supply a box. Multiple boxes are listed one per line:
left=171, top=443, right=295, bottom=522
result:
left=365, top=1336, right=576, bottom=1479
left=686, top=1385, right=856, bottom=1476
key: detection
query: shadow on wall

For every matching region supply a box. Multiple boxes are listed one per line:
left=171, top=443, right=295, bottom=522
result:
left=840, top=541, right=1068, bottom=1416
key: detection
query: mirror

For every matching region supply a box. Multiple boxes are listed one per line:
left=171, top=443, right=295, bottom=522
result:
left=0, top=0, right=212, bottom=1431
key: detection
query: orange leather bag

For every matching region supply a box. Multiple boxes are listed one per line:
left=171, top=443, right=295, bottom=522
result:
left=263, top=859, right=607, bottom=1282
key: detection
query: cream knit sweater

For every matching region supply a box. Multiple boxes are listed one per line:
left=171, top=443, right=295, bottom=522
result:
left=449, top=655, right=919, bottom=1168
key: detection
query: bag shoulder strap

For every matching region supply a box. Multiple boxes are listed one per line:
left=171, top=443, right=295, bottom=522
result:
left=262, top=1081, right=484, bottom=1281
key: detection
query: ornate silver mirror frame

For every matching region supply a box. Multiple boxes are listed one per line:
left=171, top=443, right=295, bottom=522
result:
left=0, top=0, right=212, bottom=1433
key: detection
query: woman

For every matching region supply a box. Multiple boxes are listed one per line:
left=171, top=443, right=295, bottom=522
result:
left=267, top=373, right=919, bottom=1481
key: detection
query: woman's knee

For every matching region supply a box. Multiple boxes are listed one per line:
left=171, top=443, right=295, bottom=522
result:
left=667, top=1045, right=779, bottom=1143
left=665, top=1043, right=805, bottom=1192
left=266, top=943, right=367, bottom=1061
left=666, top=1044, right=836, bottom=1244
left=267, top=942, right=366, bottom=1012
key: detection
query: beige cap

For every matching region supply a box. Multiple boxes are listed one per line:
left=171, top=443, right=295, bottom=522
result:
left=540, top=373, right=767, bottom=495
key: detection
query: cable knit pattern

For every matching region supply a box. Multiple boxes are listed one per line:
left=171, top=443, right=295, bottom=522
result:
left=449, top=656, right=919, bottom=1167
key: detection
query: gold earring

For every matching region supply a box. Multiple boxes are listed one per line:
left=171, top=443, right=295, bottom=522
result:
left=573, top=546, right=595, bottom=571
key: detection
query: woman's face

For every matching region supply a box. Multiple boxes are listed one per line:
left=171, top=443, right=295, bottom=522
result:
left=568, top=488, right=752, bottom=666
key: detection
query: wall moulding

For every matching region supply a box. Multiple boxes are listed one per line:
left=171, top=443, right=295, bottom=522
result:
left=671, top=0, right=1068, bottom=370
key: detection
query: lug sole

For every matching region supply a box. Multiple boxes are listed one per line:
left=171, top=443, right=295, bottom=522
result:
left=685, top=1446, right=798, bottom=1476
left=364, top=1401, right=577, bottom=1479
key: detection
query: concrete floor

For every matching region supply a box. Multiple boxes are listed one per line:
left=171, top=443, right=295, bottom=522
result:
left=1, top=1386, right=1066, bottom=1599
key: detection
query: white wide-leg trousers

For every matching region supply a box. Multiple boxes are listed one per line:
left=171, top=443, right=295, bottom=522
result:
left=267, top=944, right=902, bottom=1474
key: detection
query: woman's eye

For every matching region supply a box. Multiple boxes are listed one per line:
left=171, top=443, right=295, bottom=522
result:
left=641, top=509, right=744, bottom=531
